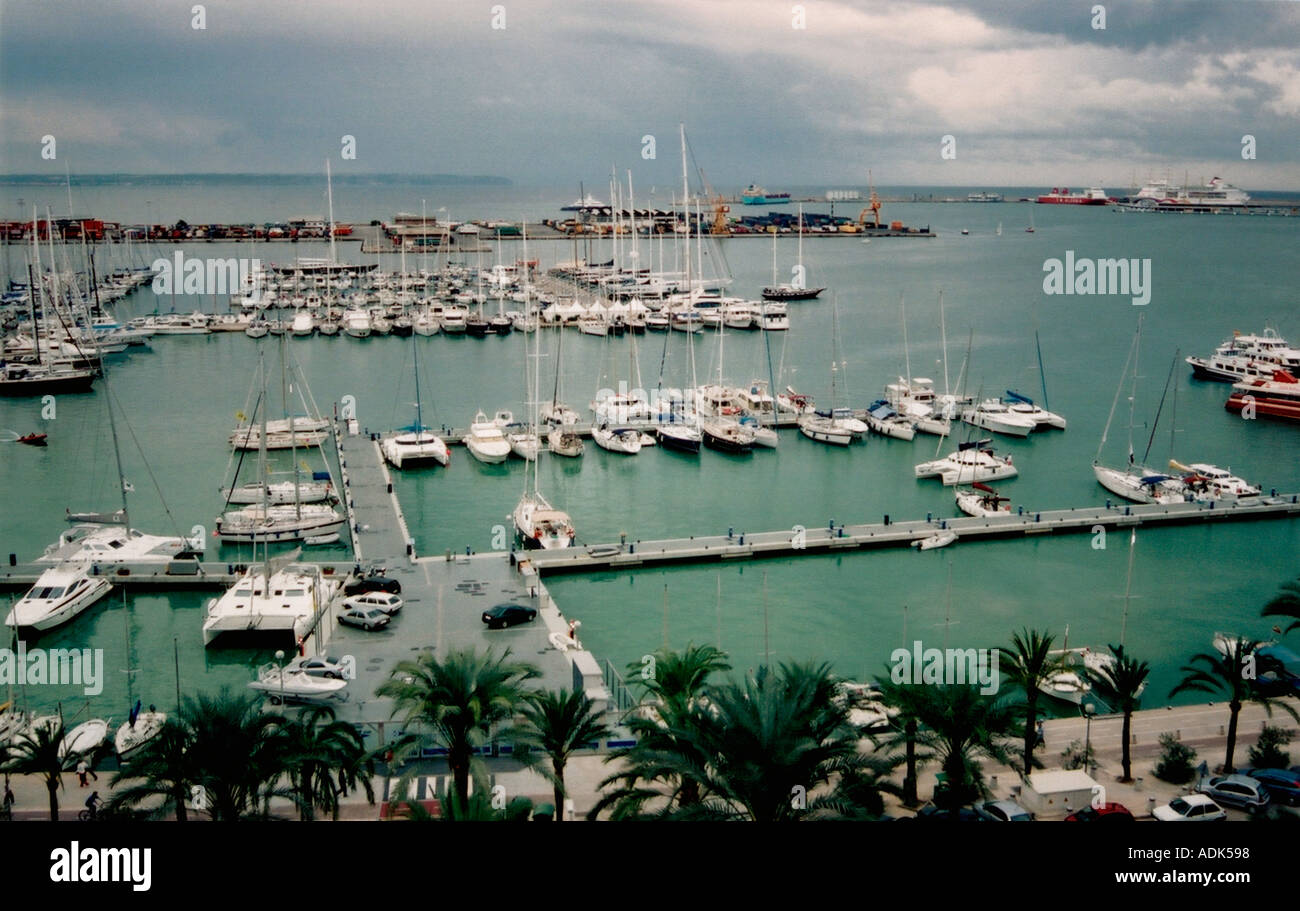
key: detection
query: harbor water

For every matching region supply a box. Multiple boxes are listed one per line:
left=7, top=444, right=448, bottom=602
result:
left=1, top=177, right=1297, bottom=719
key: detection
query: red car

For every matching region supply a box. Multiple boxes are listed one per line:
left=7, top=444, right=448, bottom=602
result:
left=1064, top=802, right=1134, bottom=822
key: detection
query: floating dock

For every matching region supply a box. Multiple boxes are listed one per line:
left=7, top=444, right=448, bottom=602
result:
left=523, top=494, right=1300, bottom=574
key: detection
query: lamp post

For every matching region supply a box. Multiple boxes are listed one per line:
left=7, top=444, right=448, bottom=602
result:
left=275, top=648, right=286, bottom=710
left=1083, top=702, right=1096, bottom=775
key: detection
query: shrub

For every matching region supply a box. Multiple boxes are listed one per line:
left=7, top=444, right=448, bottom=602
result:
left=1060, top=739, right=1097, bottom=772
left=1248, top=726, right=1293, bottom=770
left=1154, top=732, right=1197, bottom=784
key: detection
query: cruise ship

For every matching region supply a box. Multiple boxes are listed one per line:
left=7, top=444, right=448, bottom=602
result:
left=1120, top=177, right=1251, bottom=209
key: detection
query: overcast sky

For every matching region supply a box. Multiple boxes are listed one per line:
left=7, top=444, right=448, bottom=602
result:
left=2, top=0, right=1298, bottom=188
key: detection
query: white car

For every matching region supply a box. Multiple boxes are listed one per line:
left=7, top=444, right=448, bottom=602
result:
left=285, top=655, right=351, bottom=679
left=342, top=592, right=403, bottom=616
left=1152, top=794, right=1227, bottom=822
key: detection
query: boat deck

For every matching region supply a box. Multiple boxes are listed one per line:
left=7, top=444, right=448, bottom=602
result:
left=524, top=493, right=1300, bottom=574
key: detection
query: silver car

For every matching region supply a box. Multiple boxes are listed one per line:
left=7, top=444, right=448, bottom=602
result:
left=1195, top=774, right=1270, bottom=812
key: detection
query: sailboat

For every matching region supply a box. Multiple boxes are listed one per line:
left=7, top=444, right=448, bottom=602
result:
left=655, top=179, right=703, bottom=451
left=1093, top=319, right=1187, bottom=504
left=799, top=295, right=856, bottom=446
left=216, top=344, right=345, bottom=544
left=761, top=204, right=824, bottom=301
left=513, top=311, right=576, bottom=550
left=545, top=313, right=584, bottom=457
left=114, top=599, right=167, bottom=759
left=381, top=332, right=449, bottom=468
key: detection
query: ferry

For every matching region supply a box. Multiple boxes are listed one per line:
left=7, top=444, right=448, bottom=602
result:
left=967, top=191, right=1003, bottom=202
left=1225, top=369, right=1300, bottom=423
left=1187, top=329, right=1300, bottom=382
left=1036, top=187, right=1110, bottom=205
left=1134, top=177, right=1250, bottom=207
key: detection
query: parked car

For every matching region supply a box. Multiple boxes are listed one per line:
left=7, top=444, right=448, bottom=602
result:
left=909, top=804, right=986, bottom=822
left=342, top=592, right=403, bottom=615
left=974, top=799, right=1033, bottom=822
left=481, top=603, right=537, bottom=630
left=286, top=655, right=350, bottom=679
left=1153, top=794, right=1227, bottom=822
left=338, top=604, right=391, bottom=631
left=1195, top=774, right=1271, bottom=812
left=343, top=573, right=401, bottom=596
left=1245, top=768, right=1300, bottom=806
left=1064, top=801, right=1135, bottom=822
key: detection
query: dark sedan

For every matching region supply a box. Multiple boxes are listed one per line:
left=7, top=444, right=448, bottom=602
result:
left=344, top=575, right=401, bottom=596
left=1246, top=768, right=1300, bottom=807
left=481, top=603, right=537, bottom=630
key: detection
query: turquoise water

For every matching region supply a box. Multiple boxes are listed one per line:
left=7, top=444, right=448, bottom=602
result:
left=1, top=184, right=1298, bottom=719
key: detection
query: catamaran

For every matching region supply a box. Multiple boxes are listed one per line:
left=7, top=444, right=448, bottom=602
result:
left=916, top=439, right=1018, bottom=486
left=381, top=332, right=449, bottom=468
left=203, top=553, right=339, bottom=647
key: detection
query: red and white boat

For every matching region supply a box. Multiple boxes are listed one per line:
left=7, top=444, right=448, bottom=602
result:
left=1036, top=187, right=1110, bottom=205
left=1226, top=369, right=1300, bottom=423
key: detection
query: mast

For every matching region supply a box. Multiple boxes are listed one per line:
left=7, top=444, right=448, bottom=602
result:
left=901, top=293, right=911, bottom=384
left=1035, top=330, right=1049, bottom=410
left=1120, top=529, right=1136, bottom=646
left=939, top=290, right=949, bottom=395
left=326, top=159, right=337, bottom=268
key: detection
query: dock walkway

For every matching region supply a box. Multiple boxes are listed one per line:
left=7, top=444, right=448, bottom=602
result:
left=526, top=493, right=1300, bottom=574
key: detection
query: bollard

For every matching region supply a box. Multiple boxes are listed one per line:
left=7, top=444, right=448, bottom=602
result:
left=883, top=514, right=890, bottom=526
left=7, top=553, right=14, bottom=567
left=738, top=535, right=744, bottom=545
left=1147, top=796, right=1156, bottom=815
left=629, top=543, right=635, bottom=554
left=1135, top=776, right=1142, bottom=791
left=837, top=527, right=844, bottom=538
left=406, top=543, right=413, bottom=556
left=387, top=482, right=393, bottom=494
left=1035, top=513, right=1040, bottom=522
left=1017, top=506, right=1023, bottom=516
left=445, top=549, right=452, bottom=562
left=465, top=546, right=471, bottom=556
left=926, top=512, right=932, bottom=523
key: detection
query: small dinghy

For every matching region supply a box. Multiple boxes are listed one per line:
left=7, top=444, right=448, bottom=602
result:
left=248, top=663, right=348, bottom=705
left=17, top=433, right=47, bottom=446
left=913, top=530, right=958, bottom=551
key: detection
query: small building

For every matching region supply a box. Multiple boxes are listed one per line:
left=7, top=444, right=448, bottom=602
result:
left=1020, top=769, right=1100, bottom=818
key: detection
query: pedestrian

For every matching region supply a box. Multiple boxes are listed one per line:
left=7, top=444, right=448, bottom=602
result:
left=76, top=760, right=89, bottom=788
left=2, top=780, right=14, bottom=813
left=1035, top=721, right=1045, bottom=749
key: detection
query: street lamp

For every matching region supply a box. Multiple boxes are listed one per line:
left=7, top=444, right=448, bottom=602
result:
left=275, top=648, right=286, bottom=710
left=1083, top=702, right=1096, bottom=775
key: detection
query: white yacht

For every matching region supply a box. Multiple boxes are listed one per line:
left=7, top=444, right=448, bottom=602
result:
left=916, top=440, right=1018, bottom=486
left=222, top=479, right=334, bottom=505
left=214, top=502, right=345, bottom=544
left=202, top=562, right=340, bottom=647
left=343, top=308, right=372, bottom=338
left=440, top=305, right=469, bottom=333
left=512, top=492, right=576, bottom=550
left=115, top=709, right=167, bottom=760
left=798, top=415, right=853, bottom=446
left=593, top=424, right=643, bottom=454
left=36, top=524, right=198, bottom=567
left=961, top=399, right=1037, bottom=437
left=382, top=428, right=450, bottom=468
left=1093, top=463, right=1187, bottom=504
left=4, top=563, right=113, bottom=631
left=546, top=425, right=584, bottom=457
left=864, top=400, right=917, bottom=441
left=463, top=410, right=512, bottom=463
left=955, top=482, right=1013, bottom=517
left=1170, top=461, right=1260, bottom=500
left=290, top=310, right=315, bottom=337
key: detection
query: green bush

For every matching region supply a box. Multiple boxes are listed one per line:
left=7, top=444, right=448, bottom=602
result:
left=1248, top=726, right=1293, bottom=770
left=1060, top=739, right=1097, bottom=772
left=1154, top=732, right=1198, bottom=784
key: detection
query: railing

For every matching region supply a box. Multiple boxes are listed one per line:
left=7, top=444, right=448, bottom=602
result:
left=603, top=658, right=639, bottom=714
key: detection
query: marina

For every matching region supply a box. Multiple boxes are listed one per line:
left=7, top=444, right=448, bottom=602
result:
left=3, top=3, right=1300, bottom=873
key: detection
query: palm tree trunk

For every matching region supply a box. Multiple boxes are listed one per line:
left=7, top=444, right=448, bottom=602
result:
left=47, top=779, right=59, bottom=822
left=1224, top=701, right=1241, bottom=773
left=1022, top=694, right=1038, bottom=777
left=173, top=784, right=189, bottom=822
left=450, top=751, right=470, bottom=808
left=553, top=759, right=566, bottom=822
left=903, top=719, right=918, bottom=805
left=1120, top=709, right=1133, bottom=782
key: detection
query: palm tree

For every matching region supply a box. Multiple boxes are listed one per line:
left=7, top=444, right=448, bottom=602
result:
left=276, top=704, right=374, bottom=821
left=3, top=718, right=71, bottom=821
left=1086, top=644, right=1150, bottom=782
left=907, top=684, right=1020, bottom=812
left=1262, top=575, right=1300, bottom=635
left=1170, top=640, right=1299, bottom=773
left=377, top=647, right=539, bottom=811
left=595, top=660, right=889, bottom=821
left=998, top=628, right=1059, bottom=777
left=515, top=689, right=610, bottom=822
left=180, top=688, right=291, bottom=820
left=591, top=643, right=730, bottom=818
left=873, top=677, right=925, bottom=805
left=107, top=719, right=196, bottom=821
